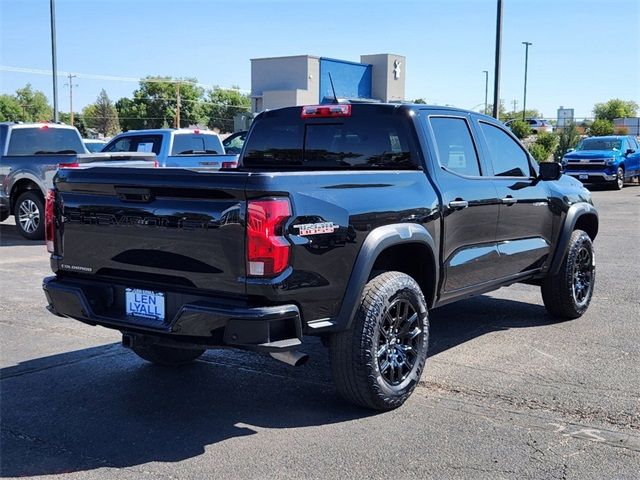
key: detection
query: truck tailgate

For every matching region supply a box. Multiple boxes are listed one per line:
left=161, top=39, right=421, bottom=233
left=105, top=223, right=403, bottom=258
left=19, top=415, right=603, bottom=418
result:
left=53, top=168, right=249, bottom=296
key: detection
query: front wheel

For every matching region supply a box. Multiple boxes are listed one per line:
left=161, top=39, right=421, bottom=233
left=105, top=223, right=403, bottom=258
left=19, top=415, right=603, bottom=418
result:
left=541, top=229, right=595, bottom=320
left=131, top=344, right=205, bottom=366
left=14, top=191, right=45, bottom=240
left=611, top=166, right=624, bottom=190
left=329, top=271, right=429, bottom=411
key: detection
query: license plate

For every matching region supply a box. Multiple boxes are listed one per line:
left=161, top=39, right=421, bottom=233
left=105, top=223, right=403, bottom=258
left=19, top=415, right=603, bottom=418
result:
left=579, top=174, right=588, bottom=180
left=125, top=288, right=165, bottom=322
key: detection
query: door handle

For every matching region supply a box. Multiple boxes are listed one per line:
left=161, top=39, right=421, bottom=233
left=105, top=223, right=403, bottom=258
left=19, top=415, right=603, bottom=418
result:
left=501, top=196, right=517, bottom=205
left=448, top=199, right=469, bottom=209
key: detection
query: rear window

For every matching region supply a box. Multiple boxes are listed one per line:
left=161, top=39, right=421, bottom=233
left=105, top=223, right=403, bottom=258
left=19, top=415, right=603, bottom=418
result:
left=7, top=127, right=85, bottom=155
left=242, top=106, right=418, bottom=169
left=171, top=134, right=222, bottom=155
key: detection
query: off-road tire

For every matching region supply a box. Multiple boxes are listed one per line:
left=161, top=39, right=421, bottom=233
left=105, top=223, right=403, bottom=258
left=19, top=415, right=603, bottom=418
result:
left=541, top=229, right=595, bottom=320
left=131, top=344, right=205, bottom=366
left=329, top=271, right=429, bottom=411
left=14, top=191, right=45, bottom=240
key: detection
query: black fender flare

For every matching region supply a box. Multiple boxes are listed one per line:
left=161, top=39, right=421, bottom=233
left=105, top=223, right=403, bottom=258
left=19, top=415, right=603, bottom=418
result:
left=549, top=202, right=598, bottom=275
left=335, top=223, right=439, bottom=331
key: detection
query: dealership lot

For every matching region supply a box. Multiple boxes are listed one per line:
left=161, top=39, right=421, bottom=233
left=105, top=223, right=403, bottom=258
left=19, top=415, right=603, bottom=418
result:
left=1, top=186, right=639, bottom=479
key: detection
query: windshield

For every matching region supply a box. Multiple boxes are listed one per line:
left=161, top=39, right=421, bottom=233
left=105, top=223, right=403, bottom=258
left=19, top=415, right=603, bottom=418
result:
left=84, top=141, right=105, bottom=153
left=576, top=138, right=622, bottom=151
left=7, top=127, right=85, bottom=155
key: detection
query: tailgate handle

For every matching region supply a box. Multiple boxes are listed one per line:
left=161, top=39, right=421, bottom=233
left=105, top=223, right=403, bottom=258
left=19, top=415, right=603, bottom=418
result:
left=115, top=187, right=153, bottom=203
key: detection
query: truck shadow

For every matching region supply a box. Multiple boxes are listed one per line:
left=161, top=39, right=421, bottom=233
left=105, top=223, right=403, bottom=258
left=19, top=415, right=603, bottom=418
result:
left=0, top=222, right=39, bottom=247
left=0, top=295, right=552, bottom=477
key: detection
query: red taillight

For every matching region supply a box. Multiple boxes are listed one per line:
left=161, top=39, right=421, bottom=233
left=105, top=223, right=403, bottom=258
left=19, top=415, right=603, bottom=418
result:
left=222, top=161, right=238, bottom=169
left=247, top=199, right=291, bottom=277
left=58, top=162, right=79, bottom=169
left=301, top=104, right=351, bottom=118
left=45, top=189, right=55, bottom=253
left=153, top=159, right=159, bottom=168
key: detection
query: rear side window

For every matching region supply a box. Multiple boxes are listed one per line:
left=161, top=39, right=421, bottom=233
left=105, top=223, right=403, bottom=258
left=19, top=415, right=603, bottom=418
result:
left=428, top=117, right=481, bottom=177
left=103, top=135, right=162, bottom=154
left=7, top=127, right=85, bottom=155
left=242, top=107, right=418, bottom=169
left=479, top=122, right=532, bottom=177
left=171, top=134, right=222, bottom=155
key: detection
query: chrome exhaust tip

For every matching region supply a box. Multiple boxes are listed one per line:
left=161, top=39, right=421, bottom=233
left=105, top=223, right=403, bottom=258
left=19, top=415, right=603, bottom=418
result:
left=269, top=350, right=309, bottom=367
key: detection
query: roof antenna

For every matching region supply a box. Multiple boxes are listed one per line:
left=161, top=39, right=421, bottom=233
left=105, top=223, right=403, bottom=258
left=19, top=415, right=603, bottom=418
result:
left=328, top=72, right=338, bottom=104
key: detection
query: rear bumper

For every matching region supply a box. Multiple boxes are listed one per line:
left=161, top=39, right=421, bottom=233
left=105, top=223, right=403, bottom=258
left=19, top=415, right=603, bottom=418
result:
left=43, top=276, right=302, bottom=352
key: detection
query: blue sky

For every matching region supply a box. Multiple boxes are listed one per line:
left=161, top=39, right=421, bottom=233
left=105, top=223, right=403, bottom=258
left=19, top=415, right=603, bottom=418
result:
left=1, top=0, right=638, bottom=119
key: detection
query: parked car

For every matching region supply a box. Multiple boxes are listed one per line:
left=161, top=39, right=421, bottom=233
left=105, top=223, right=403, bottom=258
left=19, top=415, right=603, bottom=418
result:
left=43, top=103, right=598, bottom=410
left=505, top=118, right=553, bottom=133
left=222, top=130, right=247, bottom=155
left=83, top=138, right=106, bottom=152
left=562, top=135, right=640, bottom=190
left=102, top=128, right=238, bottom=169
left=0, top=122, right=156, bottom=239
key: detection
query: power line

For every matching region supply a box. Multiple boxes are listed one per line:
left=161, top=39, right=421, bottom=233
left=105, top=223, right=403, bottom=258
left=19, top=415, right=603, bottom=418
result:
left=0, top=65, right=249, bottom=93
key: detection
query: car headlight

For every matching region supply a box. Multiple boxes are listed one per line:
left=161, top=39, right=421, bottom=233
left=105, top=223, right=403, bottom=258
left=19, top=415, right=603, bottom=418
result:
left=606, top=158, right=615, bottom=165
left=561, top=158, right=568, bottom=166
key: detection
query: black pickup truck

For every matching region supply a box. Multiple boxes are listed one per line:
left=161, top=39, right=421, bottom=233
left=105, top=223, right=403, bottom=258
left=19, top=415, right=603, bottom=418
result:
left=43, top=103, right=598, bottom=410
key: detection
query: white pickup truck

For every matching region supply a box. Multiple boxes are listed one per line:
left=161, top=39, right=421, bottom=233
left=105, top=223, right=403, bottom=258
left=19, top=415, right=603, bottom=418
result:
left=101, top=128, right=239, bottom=169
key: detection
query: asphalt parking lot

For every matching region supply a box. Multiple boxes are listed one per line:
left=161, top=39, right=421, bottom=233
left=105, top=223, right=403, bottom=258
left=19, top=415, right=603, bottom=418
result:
left=1, top=185, right=639, bottom=479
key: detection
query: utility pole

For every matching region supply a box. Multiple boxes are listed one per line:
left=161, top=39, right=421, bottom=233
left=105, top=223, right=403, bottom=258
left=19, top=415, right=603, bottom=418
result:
left=483, top=70, right=489, bottom=115
left=522, top=41, right=532, bottom=121
left=175, top=82, right=181, bottom=128
left=512, top=99, right=518, bottom=114
left=492, top=0, right=503, bottom=120
left=50, top=0, right=59, bottom=122
left=65, top=73, right=78, bottom=125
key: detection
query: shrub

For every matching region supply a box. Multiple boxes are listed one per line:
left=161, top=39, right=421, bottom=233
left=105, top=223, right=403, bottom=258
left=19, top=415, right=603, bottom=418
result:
left=615, top=126, right=629, bottom=135
left=528, top=143, right=549, bottom=163
left=554, top=123, right=581, bottom=161
left=535, top=131, right=558, bottom=154
left=588, top=119, right=614, bottom=136
left=509, top=120, right=531, bottom=139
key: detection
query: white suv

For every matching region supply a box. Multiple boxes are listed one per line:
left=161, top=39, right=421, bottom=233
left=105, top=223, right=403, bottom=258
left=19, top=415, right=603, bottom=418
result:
left=505, top=118, right=553, bottom=133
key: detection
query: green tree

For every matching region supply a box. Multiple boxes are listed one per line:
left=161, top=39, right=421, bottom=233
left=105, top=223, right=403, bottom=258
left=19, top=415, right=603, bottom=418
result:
left=0, top=94, right=22, bottom=121
left=528, top=131, right=558, bottom=163
left=588, top=118, right=614, bottom=136
left=203, top=87, right=250, bottom=132
left=59, top=111, right=88, bottom=137
left=83, top=89, right=119, bottom=136
left=593, top=99, right=638, bottom=122
left=412, top=98, right=427, bottom=104
left=528, top=143, right=548, bottom=163
left=115, top=97, right=148, bottom=131
left=14, top=84, right=52, bottom=121
left=554, top=123, right=581, bottom=162
left=503, top=109, right=543, bottom=122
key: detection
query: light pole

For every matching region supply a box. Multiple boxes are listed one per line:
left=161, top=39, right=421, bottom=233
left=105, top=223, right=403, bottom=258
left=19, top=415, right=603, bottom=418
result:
left=492, top=0, right=503, bottom=120
left=483, top=70, right=489, bottom=115
left=522, top=41, right=532, bottom=121
left=50, top=0, right=59, bottom=122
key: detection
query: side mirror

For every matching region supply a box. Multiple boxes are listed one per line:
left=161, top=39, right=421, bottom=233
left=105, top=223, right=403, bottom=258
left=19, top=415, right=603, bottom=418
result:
left=538, top=162, right=562, bottom=181
left=567, top=148, right=575, bottom=153
left=625, top=148, right=635, bottom=156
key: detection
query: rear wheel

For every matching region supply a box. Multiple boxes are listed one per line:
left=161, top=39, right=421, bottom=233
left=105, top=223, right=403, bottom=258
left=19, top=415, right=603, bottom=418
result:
left=541, top=229, right=595, bottom=320
left=329, top=271, right=429, bottom=411
left=14, top=191, right=44, bottom=239
left=131, top=344, right=205, bottom=366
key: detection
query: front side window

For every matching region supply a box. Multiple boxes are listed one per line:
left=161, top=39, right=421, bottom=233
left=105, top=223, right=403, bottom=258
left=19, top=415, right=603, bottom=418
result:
left=428, top=117, right=481, bottom=177
left=479, top=122, right=532, bottom=177
left=103, top=135, right=162, bottom=154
